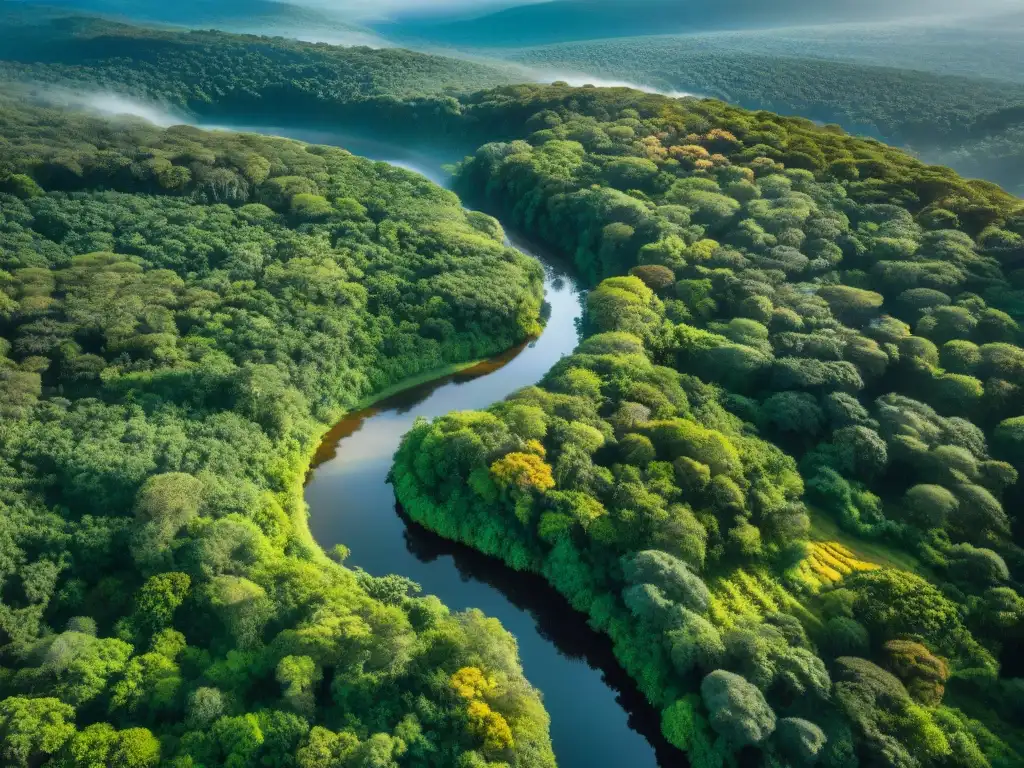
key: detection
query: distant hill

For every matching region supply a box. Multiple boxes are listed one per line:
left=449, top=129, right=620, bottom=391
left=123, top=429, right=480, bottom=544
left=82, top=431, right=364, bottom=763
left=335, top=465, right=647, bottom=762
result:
left=376, top=0, right=984, bottom=47
left=5, top=0, right=383, bottom=45
left=0, top=7, right=520, bottom=105
left=498, top=31, right=1024, bottom=193
left=499, top=20, right=1024, bottom=85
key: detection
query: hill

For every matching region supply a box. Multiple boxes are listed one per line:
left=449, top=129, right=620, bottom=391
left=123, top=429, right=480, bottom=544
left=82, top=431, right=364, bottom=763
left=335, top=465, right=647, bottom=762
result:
left=497, top=34, right=1024, bottom=195
left=588, top=20, right=1024, bottom=83
left=0, top=8, right=520, bottom=111
left=376, top=0, right=994, bottom=48
left=4, top=0, right=382, bottom=44
left=0, top=92, right=553, bottom=767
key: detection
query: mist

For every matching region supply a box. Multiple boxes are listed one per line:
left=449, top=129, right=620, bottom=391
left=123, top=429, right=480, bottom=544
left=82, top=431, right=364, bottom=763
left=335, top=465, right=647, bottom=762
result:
left=293, top=0, right=1019, bottom=22
left=25, top=87, right=191, bottom=128
left=223, top=22, right=387, bottom=47
left=294, top=0, right=551, bottom=22
left=535, top=71, right=696, bottom=99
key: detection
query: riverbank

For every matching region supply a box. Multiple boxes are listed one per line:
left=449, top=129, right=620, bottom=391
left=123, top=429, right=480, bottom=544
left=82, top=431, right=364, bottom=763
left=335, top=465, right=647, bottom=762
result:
left=251, top=124, right=665, bottom=767
left=288, top=342, right=532, bottom=560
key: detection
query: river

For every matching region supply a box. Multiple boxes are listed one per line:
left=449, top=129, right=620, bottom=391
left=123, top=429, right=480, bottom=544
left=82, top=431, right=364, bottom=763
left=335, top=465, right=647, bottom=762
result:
left=214, top=124, right=674, bottom=767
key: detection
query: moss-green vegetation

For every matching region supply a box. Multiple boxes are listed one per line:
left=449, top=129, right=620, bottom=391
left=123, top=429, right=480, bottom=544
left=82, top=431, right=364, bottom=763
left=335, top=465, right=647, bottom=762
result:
left=0, top=7, right=517, bottom=115
left=499, top=34, right=1024, bottom=195
left=807, top=511, right=923, bottom=575
left=3, top=8, right=1024, bottom=766
left=393, top=83, right=1024, bottom=767
left=0, top=97, right=554, bottom=767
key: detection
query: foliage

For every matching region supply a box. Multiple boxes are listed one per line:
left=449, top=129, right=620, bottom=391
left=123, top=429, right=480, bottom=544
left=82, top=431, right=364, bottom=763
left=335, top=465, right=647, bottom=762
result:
left=501, top=30, right=1024, bottom=195
left=391, top=79, right=1023, bottom=767
left=700, top=669, right=776, bottom=748
left=0, top=7, right=516, bottom=110
left=0, top=15, right=1022, bottom=766
left=0, top=99, right=553, bottom=767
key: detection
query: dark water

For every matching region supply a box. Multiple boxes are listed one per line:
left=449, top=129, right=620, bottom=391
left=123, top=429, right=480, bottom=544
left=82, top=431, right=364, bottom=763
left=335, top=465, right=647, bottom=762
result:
left=221, top=124, right=673, bottom=767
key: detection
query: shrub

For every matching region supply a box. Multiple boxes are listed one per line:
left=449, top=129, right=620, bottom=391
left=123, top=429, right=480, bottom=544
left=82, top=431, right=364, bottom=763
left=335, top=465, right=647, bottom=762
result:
left=667, top=610, right=726, bottom=676
left=817, top=284, right=884, bottom=325
left=882, top=640, right=950, bottom=706
left=1, top=173, right=44, bottom=199
left=823, top=617, right=870, bottom=658
left=946, top=544, right=1009, bottom=587
left=993, top=416, right=1024, bottom=468
left=901, top=484, right=958, bottom=530
left=845, top=570, right=964, bottom=655
left=621, top=550, right=710, bottom=613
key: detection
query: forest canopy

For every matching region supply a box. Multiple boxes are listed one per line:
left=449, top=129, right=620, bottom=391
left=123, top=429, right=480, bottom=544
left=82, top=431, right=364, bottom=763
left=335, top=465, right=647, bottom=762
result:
left=4, top=5, right=1024, bottom=200
left=501, top=36, right=1024, bottom=195
left=0, top=96, right=553, bottom=767
left=391, top=82, right=1024, bottom=768
left=1, top=8, right=1024, bottom=768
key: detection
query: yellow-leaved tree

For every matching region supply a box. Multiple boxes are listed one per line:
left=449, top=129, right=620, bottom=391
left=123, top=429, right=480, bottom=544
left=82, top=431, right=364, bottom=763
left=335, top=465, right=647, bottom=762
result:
left=450, top=667, right=514, bottom=755
left=489, top=452, right=555, bottom=493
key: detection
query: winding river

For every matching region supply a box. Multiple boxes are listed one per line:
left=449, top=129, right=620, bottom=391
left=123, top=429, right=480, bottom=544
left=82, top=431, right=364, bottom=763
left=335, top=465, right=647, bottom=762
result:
left=219, top=125, right=673, bottom=767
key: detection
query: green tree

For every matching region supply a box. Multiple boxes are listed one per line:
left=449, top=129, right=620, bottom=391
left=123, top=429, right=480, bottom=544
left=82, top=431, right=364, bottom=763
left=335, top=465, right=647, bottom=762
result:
left=131, top=572, right=191, bottom=637
left=0, top=697, right=76, bottom=767
left=700, top=670, right=776, bottom=747
left=774, top=717, right=827, bottom=766
left=276, top=655, right=322, bottom=717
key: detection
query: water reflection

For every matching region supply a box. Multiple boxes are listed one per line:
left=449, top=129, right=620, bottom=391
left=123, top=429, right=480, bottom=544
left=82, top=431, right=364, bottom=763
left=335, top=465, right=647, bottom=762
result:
left=398, top=506, right=680, bottom=766
left=310, top=338, right=532, bottom=470
left=245, top=124, right=675, bottom=767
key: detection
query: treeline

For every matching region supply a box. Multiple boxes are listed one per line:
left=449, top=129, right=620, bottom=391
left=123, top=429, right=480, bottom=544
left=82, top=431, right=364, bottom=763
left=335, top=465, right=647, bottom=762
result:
left=0, top=7, right=515, bottom=120
left=5, top=7, right=1024, bottom=200
left=392, top=83, right=1024, bottom=767
left=501, top=37, right=1024, bottom=195
left=0, top=97, right=554, bottom=767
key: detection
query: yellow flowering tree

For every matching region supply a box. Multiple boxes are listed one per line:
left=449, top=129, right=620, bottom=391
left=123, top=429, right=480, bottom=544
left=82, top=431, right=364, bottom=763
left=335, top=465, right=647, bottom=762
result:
left=450, top=667, right=497, bottom=700
left=450, top=667, right=514, bottom=755
left=489, top=452, right=555, bottom=494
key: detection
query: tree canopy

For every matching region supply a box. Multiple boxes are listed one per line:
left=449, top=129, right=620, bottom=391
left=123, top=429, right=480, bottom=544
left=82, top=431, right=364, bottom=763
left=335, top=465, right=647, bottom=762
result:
left=0, top=98, right=553, bottom=767
left=392, top=80, right=1024, bottom=768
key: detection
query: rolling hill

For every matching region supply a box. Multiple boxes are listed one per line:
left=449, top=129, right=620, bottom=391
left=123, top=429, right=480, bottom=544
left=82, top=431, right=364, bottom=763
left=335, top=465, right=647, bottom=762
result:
left=376, top=0, right=1000, bottom=48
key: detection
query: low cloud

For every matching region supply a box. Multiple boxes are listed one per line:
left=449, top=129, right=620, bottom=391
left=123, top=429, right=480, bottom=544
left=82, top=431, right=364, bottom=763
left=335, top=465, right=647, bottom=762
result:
left=528, top=69, right=698, bottom=99
left=218, top=21, right=389, bottom=48
left=299, top=0, right=551, bottom=22
left=24, top=87, right=190, bottom=127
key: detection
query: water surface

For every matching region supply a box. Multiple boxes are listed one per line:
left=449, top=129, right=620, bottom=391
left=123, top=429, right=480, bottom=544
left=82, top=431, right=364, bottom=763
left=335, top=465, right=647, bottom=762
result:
left=225, top=124, right=674, bottom=767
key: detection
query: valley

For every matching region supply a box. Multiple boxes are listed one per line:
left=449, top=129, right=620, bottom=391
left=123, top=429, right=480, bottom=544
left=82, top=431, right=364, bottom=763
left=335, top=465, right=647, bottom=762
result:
left=0, top=5, right=1022, bottom=768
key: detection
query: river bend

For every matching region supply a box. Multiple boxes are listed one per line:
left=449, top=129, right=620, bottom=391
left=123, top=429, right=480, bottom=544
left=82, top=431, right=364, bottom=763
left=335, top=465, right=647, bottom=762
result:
left=219, top=125, right=671, bottom=767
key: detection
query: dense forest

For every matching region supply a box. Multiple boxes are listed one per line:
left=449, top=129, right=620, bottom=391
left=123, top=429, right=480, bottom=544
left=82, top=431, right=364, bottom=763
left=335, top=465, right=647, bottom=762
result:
left=5, top=7, right=1024, bottom=201
left=0, top=96, right=555, bottom=766
left=607, top=20, right=1024, bottom=83
left=391, top=83, right=1024, bottom=767
left=499, top=36, right=1024, bottom=195
left=0, top=8, right=517, bottom=113
left=2, top=6, right=1024, bottom=768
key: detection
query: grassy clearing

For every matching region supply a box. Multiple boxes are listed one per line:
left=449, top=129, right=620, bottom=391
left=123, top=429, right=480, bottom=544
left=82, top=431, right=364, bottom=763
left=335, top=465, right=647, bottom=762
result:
left=709, top=509, right=929, bottom=637
left=788, top=540, right=879, bottom=593
left=807, top=511, right=923, bottom=573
